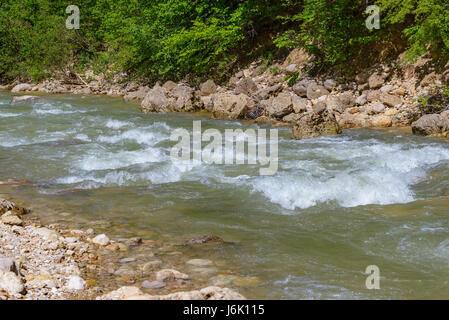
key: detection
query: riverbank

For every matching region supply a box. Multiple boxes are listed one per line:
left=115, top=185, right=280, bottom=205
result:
left=2, top=49, right=449, bottom=139
left=0, top=197, right=245, bottom=300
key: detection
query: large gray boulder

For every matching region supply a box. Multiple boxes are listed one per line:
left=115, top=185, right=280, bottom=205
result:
left=292, top=106, right=342, bottom=140
left=411, top=114, right=449, bottom=136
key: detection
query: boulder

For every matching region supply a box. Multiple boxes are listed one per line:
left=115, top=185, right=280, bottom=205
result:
left=371, top=115, right=392, bottom=127
left=368, top=73, right=385, bottom=89
left=11, top=83, right=32, bottom=93
left=162, top=81, right=177, bottom=92
left=141, top=85, right=172, bottom=113
left=212, top=93, right=253, bottom=120
left=171, top=85, right=195, bottom=111
left=366, top=102, right=385, bottom=115
left=245, top=106, right=264, bottom=120
left=267, top=92, right=293, bottom=118
left=123, top=86, right=150, bottom=102
left=379, top=93, right=401, bottom=108
left=355, top=71, right=370, bottom=84
left=323, top=79, right=337, bottom=91
left=412, top=114, right=449, bottom=136
left=306, top=83, right=329, bottom=100
left=292, top=80, right=311, bottom=97
left=11, top=95, right=41, bottom=103
left=282, top=113, right=304, bottom=123
left=199, top=80, right=217, bottom=96
left=292, top=95, right=308, bottom=113
left=292, top=107, right=342, bottom=140
left=235, top=77, right=257, bottom=96
left=256, top=84, right=281, bottom=100
left=1, top=215, right=23, bottom=226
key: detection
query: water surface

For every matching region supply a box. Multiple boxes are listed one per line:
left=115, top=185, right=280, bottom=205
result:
left=1, top=92, right=449, bottom=299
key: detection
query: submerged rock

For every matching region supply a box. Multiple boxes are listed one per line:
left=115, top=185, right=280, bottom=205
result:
left=11, top=95, right=41, bottom=103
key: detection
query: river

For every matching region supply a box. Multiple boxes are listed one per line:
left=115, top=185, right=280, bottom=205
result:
left=1, top=91, right=449, bottom=299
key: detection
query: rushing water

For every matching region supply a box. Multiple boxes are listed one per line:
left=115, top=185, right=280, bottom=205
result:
left=1, top=92, right=449, bottom=299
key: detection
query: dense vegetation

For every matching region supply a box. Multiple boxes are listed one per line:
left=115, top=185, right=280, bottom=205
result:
left=0, top=0, right=448, bottom=82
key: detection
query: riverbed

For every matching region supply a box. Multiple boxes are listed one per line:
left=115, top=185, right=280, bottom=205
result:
left=1, top=92, right=449, bottom=299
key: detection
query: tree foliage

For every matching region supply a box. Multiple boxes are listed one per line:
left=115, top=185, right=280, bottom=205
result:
left=0, top=0, right=447, bottom=82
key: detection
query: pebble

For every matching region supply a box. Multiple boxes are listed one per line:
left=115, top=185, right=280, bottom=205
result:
left=92, top=234, right=110, bottom=246
left=66, top=275, right=86, bottom=290
left=141, top=280, right=166, bottom=289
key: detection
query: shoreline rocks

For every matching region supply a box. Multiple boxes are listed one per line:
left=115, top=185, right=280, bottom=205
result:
left=0, top=198, right=246, bottom=300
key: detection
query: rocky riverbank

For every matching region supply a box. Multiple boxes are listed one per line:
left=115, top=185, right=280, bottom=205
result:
left=2, top=49, right=449, bottom=139
left=0, top=198, right=245, bottom=300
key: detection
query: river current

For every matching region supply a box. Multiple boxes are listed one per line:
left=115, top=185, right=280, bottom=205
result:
left=1, top=92, right=449, bottom=299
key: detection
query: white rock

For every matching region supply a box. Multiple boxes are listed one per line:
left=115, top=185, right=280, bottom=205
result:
left=92, top=234, right=110, bottom=246
left=66, top=275, right=86, bottom=290
left=11, top=83, right=32, bottom=93
left=0, top=271, right=24, bottom=295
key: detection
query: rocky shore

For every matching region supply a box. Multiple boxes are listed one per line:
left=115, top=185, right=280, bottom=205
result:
left=0, top=198, right=245, bottom=300
left=2, top=49, right=449, bottom=139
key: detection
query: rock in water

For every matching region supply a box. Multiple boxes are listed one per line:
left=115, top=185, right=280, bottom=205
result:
left=92, top=234, right=110, bottom=246
left=412, top=114, right=449, bottom=136
left=11, top=95, right=41, bottom=103
left=292, top=107, right=342, bottom=140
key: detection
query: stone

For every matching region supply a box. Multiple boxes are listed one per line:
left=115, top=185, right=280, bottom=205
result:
left=292, top=95, right=308, bottom=113
left=11, top=83, right=32, bottom=93
left=186, top=235, right=223, bottom=245
left=25, top=274, right=59, bottom=289
left=267, top=92, right=293, bottom=118
left=142, top=280, right=166, bottom=289
left=325, top=97, right=343, bottom=113
left=141, top=85, right=172, bottom=113
left=32, top=227, right=58, bottom=240
left=92, top=234, right=110, bottom=246
left=245, top=106, right=264, bottom=120
left=367, top=102, right=385, bottom=115
left=1, top=215, right=23, bottom=226
left=292, top=79, right=312, bottom=97
left=323, top=79, right=337, bottom=91
left=0, top=258, right=18, bottom=275
left=98, top=286, right=143, bottom=300
left=140, top=260, right=163, bottom=273
left=371, top=115, right=392, bottom=127
left=0, top=199, right=28, bottom=215
left=0, top=271, right=25, bottom=295
left=306, top=83, right=329, bottom=100
left=256, top=84, right=281, bottom=100
left=212, top=93, right=253, bottom=120
left=123, top=86, right=149, bottom=102
left=368, top=73, right=385, bottom=89
left=155, top=269, right=189, bottom=281
left=366, top=90, right=380, bottom=102
left=186, top=259, right=213, bottom=267
left=355, top=94, right=367, bottom=106
left=412, top=114, right=449, bottom=136
left=355, top=71, right=370, bottom=84
left=282, top=113, right=304, bottom=123
left=199, top=80, right=217, bottom=96
left=11, top=95, right=41, bottom=103
left=66, top=275, right=86, bottom=290
left=284, top=64, right=298, bottom=75
left=292, top=108, right=342, bottom=140
left=379, top=93, right=401, bottom=108
left=162, top=81, right=177, bottom=92
left=235, top=77, right=257, bottom=96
